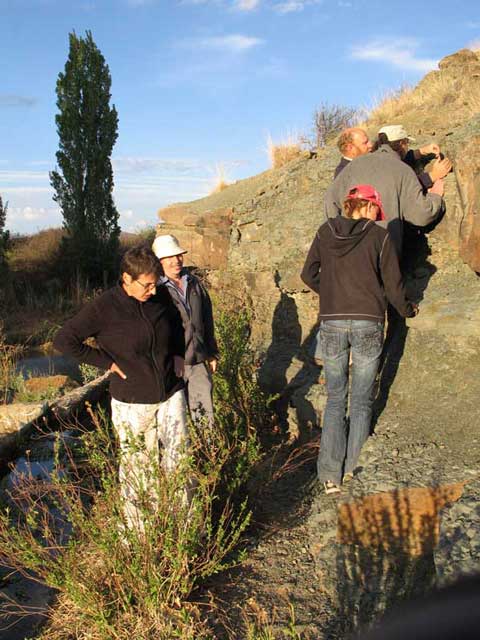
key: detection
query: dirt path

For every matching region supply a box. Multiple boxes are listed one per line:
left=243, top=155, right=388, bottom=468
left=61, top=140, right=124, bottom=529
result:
left=206, top=233, right=480, bottom=639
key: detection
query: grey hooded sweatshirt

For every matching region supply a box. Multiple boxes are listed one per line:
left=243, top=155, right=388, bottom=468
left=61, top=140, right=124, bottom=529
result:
left=301, top=217, right=416, bottom=321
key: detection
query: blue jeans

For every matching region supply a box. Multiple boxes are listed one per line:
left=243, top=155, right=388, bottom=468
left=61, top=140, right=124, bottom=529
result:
left=317, top=320, right=384, bottom=485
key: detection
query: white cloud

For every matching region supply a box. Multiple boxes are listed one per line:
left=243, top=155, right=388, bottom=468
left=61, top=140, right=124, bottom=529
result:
left=183, top=34, right=264, bottom=53
left=181, top=0, right=327, bottom=12
left=0, top=94, right=37, bottom=108
left=468, top=39, right=480, bottom=51
left=113, top=156, right=206, bottom=174
left=234, top=0, right=260, bottom=9
left=274, top=1, right=303, bottom=12
left=2, top=157, right=248, bottom=234
left=273, top=0, right=322, bottom=13
left=180, top=0, right=256, bottom=10
left=0, top=169, right=49, bottom=183
left=7, top=205, right=61, bottom=224
left=351, top=39, right=438, bottom=73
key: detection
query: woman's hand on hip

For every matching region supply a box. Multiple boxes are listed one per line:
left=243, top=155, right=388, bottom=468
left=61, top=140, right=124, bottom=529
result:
left=109, top=362, right=127, bottom=379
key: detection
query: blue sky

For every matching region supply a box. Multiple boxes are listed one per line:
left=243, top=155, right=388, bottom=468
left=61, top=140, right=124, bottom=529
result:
left=1, top=0, right=479, bottom=234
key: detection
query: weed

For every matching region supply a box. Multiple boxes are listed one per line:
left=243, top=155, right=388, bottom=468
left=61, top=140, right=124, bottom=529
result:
left=12, top=380, right=61, bottom=404
left=266, top=133, right=304, bottom=170
left=0, top=304, right=268, bottom=638
left=311, top=102, right=359, bottom=150
left=210, top=163, right=230, bottom=194
left=244, top=601, right=303, bottom=640
left=79, top=363, right=103, bottom=384
left=365, top=85, right=414, bottom=127
left=0, top=324, right=25, bottom=404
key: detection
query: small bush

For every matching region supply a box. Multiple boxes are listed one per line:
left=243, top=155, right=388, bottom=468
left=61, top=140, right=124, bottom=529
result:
left=0, top=304, right=269, bottom=638
left=79, top=363, right=104, bottom=384
left=267, top=133, right=304, bottom=169
left=8, top=228, right=65, bottom=276
left=210, top=163, right=230, bottom=194
left=311, top=102, right=359, bottom=150
left=0, top=324, right=24, bottom=404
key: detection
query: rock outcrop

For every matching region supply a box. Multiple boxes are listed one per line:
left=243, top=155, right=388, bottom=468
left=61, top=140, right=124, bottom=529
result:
left=156, top=49, right=480, bottom=394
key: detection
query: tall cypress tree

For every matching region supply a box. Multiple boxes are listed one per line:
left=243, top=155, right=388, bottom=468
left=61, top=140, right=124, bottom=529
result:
left=0, top=195, right=9, bottom=272
left=50, top=31, right=119, bottom=286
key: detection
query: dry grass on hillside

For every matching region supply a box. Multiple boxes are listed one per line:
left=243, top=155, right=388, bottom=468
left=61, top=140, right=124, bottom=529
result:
left=266, top=133, right=304, bottom=170
left=365, top=85, right=414, bottom=127
left=368, top=59, right=480, bottom=126
left=210, top=163, right=230, bottom=194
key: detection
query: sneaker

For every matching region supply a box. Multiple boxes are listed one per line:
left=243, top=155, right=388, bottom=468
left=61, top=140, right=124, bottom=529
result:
left=343, top=472, right=354, bottom=484
left=324, top=481, right=341, bottom=495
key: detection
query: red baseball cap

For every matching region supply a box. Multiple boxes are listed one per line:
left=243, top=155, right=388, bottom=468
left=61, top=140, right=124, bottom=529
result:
left=346, top=184, right=386, bottom=221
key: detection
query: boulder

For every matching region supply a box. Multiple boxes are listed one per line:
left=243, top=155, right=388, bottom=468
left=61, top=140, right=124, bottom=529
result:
left=157, top=204, right=233, bottom=270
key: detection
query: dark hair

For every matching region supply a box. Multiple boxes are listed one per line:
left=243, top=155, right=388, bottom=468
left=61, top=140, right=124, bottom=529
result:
left=377, top=131, right=405, bottom=154
left=120, top=244, right=162, bottom=280
left=343, top=197, right=370, bottom=218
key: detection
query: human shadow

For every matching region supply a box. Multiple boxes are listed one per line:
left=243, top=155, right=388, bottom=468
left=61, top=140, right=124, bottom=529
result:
left=258, top=270, right=301, bottom=395
left=320, top=483, right=458, bottom=639
left=372, top=226, right=437, bottom=427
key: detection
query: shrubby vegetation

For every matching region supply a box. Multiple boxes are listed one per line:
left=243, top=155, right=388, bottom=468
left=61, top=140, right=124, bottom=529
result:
left=0, top=324, right=24, bottom=404
left=0, top=301, right=271, bottom=639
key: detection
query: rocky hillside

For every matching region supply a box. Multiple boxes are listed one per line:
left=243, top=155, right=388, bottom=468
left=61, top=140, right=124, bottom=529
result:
left=157, top=48, right=479, bottom=392
left=155, top=49, right=480, bottom=636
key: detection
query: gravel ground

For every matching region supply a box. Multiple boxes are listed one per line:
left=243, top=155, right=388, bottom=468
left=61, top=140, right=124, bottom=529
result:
left=207, top=233, right=480, bottom=639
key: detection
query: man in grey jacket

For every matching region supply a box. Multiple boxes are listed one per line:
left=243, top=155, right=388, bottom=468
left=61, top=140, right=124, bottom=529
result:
left=152, top=235, right=219, bottom=430
left=325, top=124, right=445, bottom=255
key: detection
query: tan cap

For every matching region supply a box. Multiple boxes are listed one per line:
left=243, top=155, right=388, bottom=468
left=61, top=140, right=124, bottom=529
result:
left=378, top=125, right=416, bottom=142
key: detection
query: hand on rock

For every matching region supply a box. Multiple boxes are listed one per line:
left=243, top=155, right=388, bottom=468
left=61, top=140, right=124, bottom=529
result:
left=419, top=143, right=441, bottom=157
left=429, top=157, right=453, bottom=181
left=208, top=358, right=218, bottom=374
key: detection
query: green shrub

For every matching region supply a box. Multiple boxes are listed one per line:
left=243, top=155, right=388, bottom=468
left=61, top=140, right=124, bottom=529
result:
left=0, top=324, right=24, bottom=404
left=79, top=363, right=103, bottom=384
left=0, top=304, right=269, bottom=638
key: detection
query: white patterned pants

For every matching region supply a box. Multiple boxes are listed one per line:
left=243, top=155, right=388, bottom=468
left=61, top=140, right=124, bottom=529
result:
left=111, top=389, right=189, bottom=531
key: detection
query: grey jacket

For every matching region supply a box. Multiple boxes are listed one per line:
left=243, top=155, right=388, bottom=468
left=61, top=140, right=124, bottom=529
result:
left=161, top=271, right=219, bottom=366
left=324, top=145, right=444, bottom=253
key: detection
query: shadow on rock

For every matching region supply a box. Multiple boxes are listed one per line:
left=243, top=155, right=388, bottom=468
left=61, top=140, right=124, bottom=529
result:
left=318, top=484, right=458, bottom=638
left=259, top=271, right=325, bottom=444
left=373, top=228, right=437, bottom=427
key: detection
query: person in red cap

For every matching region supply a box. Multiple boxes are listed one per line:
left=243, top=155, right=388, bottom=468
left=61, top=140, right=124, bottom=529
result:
left=301, top=185, right=418, bottom=494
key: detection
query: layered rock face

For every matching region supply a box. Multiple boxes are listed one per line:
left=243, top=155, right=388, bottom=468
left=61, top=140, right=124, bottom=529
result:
left=157, top=49, right=480, bottom=391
